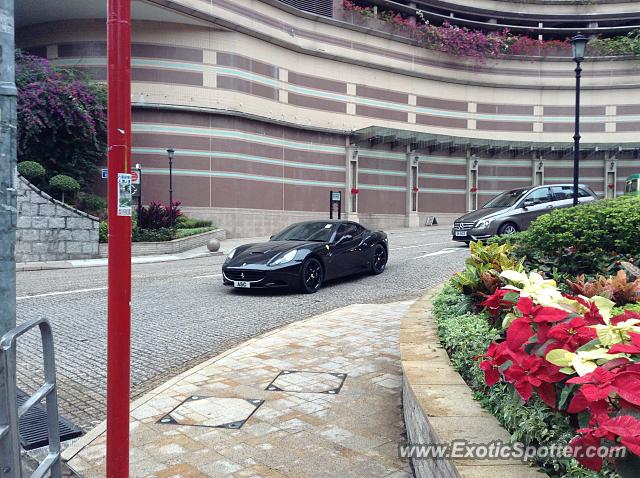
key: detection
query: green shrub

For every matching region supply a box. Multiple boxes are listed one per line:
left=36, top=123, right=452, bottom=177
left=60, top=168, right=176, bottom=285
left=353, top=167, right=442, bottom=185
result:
left=433, top=285, right=619, bottom=478
left=173, top=227, right=214, bottom=239
left=17, top=161, right=46, bottom=182
left=132, top=227, right=175, bottom=242
left=99, top=220, right=108, bottom=243
left=78, top=193, right=107, bottom=218
left=502, top=196, right=640, bottom=275
left=49, top=174, right=80, bottom=202
left=175, top=216, right=213, bottom=229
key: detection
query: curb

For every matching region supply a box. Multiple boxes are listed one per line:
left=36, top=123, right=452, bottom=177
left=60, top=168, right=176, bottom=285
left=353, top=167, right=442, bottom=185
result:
left=16, top=251, right=223, bottom=271
left=400, top=285, right=549, bottom=478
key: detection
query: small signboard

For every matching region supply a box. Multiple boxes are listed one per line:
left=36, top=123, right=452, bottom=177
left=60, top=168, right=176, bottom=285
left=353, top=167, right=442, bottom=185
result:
left=425, top=216, right=438, bottom=226
left=131, top=170, right=140, bottom=185
left=117, top=173, right=132, bottom=217
left=331, top=191, right=341, bottom=202
left=101, top=168, right=108, bottom=179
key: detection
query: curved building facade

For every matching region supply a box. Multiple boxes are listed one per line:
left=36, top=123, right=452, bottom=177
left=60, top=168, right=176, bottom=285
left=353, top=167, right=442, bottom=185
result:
left=15, top=0, right=640, bottom=236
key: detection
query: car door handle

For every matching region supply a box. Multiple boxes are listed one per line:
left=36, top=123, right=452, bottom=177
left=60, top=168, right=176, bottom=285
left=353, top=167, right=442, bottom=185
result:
left=546, top=205, right=554, bottom=209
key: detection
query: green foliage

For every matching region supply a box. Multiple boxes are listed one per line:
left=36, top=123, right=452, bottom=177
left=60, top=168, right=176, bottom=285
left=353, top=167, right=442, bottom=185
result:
left=450, top=241, right=524, bottom=296
left=49, top=174, right=80, bottom=202
left=17, top=161, right=46, bottom=182
left=173, top=227, right=214, bottom=239
left=504, top=196, right=640, bottom=275
left=433, top=285, right=620, bottom=478
left=589, top=30, right=640, bottom=57
left=175, top=215, right=213, bottom=229
left=132, top=228, right=175, bottom=242
left=99, top=220, right=108, bottom=243
left=611, top=302, right=640, bottom=317
left=78, top=193, right=107, bottom=218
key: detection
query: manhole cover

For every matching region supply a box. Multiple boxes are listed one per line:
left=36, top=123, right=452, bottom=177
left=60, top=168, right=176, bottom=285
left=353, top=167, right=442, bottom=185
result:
left=158, top=396, right=264, bottom=429
left=266, top=371, right=347, bottom=394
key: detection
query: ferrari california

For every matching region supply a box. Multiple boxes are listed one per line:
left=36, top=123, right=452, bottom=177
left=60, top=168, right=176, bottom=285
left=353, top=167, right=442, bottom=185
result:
left=222, top=220, right=388, bottom=293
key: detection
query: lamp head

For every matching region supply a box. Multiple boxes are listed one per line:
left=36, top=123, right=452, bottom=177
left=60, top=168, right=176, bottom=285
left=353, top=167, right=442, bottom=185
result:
left=167, top=148, right=175, bottom=160
left=571, top=33, right=588, bottom=62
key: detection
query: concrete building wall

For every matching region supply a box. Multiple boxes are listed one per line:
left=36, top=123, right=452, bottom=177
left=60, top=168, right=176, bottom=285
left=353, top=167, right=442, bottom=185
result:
left=15, top=177, right=100, bottom=263
left=15, top=0, right=640, bottom=236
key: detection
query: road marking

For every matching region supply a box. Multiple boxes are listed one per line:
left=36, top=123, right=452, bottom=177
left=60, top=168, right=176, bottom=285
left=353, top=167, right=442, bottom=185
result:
left=17, top=287, right=107, bottom=300
left=193, top=273, right=222, bottom=279
left=390, top=241, right=455, bottom=251
left=413, top=248, right=461, bottom=259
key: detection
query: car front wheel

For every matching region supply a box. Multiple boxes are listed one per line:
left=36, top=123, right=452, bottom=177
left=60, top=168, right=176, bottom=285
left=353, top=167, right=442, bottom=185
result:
left=498, top=222, right=519, bottom=235
left=370, top=244, right=387, bottom=275
left=299, top=257, right=324, bottom=293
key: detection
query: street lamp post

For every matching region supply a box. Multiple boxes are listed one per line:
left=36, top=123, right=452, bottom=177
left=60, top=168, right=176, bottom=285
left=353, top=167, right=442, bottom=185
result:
left=571, top=33, right=588, bottom=207
left=167, top=148, right=175, bottom=224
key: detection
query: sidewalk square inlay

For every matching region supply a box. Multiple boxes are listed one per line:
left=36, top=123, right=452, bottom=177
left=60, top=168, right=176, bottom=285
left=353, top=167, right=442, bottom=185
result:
left=266, top=371, right=347, bottom=394
left=158, top=396, right=264, bottom=429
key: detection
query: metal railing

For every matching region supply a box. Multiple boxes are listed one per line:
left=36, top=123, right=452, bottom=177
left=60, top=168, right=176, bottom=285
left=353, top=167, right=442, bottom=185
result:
left=0, top=318, right=61, bottom=478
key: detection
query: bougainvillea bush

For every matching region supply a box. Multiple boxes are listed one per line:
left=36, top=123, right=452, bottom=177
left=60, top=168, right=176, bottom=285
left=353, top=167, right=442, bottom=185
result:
left=478, top=270, right=640, bottom=475
left=15, top=51, right=107, bottom=189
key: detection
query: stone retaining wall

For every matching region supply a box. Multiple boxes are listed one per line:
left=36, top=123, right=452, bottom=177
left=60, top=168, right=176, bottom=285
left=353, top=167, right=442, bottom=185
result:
left=400, top=286, right=549, bottom=478
left=16, top=177, right=99, bottom=263
left=98, top=228, right=226, bottom=257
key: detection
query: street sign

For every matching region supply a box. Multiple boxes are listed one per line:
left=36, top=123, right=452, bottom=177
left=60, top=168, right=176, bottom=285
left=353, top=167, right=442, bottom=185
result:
left=331, top=191, right=341, bottom=202
left=131, top=170, right=140, bottom=184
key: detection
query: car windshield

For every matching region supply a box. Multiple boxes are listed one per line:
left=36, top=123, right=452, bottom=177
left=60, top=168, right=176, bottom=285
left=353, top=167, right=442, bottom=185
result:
left=482, top=189, right=528, bottom=208
left=271, top=222, right=337, bottom=242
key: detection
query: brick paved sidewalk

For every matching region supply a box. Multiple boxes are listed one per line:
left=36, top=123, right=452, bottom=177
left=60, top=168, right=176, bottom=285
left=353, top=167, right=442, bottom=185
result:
left=63, top=301, right=415, bottom=478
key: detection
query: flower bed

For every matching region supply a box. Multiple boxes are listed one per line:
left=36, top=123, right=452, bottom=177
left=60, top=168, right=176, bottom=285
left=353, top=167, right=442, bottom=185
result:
left=340, top=0, right=640, bottom=60
left=434, top=236, right=640, bottom=477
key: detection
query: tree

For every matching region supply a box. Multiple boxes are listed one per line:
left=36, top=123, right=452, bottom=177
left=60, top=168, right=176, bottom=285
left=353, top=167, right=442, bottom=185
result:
left=49, top=174, right=80, bottom=203
left=15, top=51, right=107, bottom=190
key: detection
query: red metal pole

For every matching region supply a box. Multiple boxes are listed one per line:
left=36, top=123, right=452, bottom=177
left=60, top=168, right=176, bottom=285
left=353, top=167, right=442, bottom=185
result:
left=106, top=0, right=132, bottom=477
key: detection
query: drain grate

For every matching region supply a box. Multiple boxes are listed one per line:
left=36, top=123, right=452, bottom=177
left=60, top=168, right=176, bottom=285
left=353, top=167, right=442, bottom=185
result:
left=17, top=388, right=83, bottom=450
left=266, top=371, right=347, bottom=394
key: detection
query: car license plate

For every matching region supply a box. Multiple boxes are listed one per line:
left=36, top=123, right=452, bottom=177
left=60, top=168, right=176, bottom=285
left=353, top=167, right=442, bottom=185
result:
left=233, top=281, right=250, bottom=288
left=454, top=231, right=468, bottom=237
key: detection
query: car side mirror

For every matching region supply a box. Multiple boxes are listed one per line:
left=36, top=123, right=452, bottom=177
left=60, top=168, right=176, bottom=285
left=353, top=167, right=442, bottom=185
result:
left=269, top=235, right=274, bottom=240
left=522, top=199, right=535, bottom=208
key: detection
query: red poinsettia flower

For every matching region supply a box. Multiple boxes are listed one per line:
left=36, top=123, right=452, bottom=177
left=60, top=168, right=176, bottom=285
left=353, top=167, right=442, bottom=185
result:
left=480, top=289, right=518, bottom=317
left=517, top=297, right=570, bottom=324
left=547, top=317, right=598, bottom=351
left=479, top=341, right=514, bottom=386
left=503, top=352, right=564, bottom=406
left=570, top=429, right=607, bottom=471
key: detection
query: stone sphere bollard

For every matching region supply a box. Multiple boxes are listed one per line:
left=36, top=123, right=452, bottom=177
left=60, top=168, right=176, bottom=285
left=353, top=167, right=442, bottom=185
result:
left=207, top=238, right=220, bottom=252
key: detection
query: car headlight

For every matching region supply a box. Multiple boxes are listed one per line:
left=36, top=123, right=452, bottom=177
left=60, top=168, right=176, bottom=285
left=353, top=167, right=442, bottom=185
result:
left=225, top=247, right=237, bottom=263
left=269, top=249, right=297, bottom=266
left=475, top=218, right=495, bottom=230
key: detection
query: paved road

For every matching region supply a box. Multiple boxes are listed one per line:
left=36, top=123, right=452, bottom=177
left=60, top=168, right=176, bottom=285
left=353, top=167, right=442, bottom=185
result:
left=15, top=226, right=467, bottom=431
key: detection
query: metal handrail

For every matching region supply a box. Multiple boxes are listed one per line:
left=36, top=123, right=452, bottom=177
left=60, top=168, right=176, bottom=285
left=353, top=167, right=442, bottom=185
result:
left=0, top=318, right=61, bottom=478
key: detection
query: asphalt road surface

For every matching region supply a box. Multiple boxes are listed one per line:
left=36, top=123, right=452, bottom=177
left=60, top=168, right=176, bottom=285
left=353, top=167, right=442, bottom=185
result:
left=15, top=226, right=467, bottom=431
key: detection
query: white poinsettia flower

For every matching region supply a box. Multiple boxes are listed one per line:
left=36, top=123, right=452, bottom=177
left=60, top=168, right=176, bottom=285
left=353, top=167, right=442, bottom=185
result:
left=500, top=270, right=563, bottom=306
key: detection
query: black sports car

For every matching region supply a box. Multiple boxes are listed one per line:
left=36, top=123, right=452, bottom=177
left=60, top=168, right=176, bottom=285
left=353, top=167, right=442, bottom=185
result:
left=222, top=220, right=388, bottom=293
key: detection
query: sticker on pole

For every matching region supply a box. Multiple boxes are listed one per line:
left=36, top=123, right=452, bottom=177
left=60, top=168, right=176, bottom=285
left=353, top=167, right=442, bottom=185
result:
left=117, top=173, right=132, bottom=217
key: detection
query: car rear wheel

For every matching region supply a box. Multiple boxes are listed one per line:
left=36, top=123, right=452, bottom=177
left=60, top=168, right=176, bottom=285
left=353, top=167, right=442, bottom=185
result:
left=498, top=222, right=519, bottom=235
left=299, top=257, right=323, bottom=293
left=370, top=244, right=387, bottom=275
